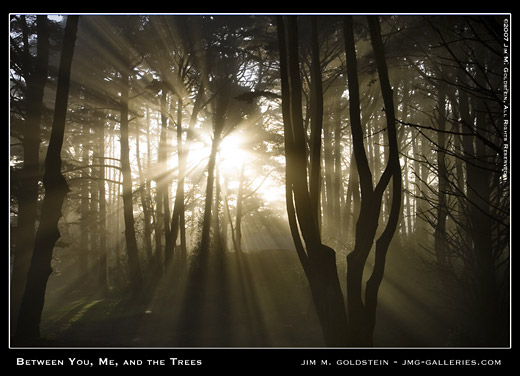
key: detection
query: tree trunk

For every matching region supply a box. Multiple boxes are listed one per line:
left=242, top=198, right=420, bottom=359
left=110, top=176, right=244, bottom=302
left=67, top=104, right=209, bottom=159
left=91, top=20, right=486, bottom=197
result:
left=97, top=117, right=108, bottom=295
left=434, top=90, right=448, bottom=267
left=213, top=165, right=222, bottom=245
left=199, top=133, right=220, bottom=257
left=459, top=63, right=499, bottom=343
left=136, top=114, right=154, bottom=271
left=344, top=149, right=360, bottom=241
left=153, top=187, right=163, bottom=272
left=79, top=121, right=90, bottom=280
left=278, top=15, right=348, bottom=347
left=11, top=15, right=50, bottom=332
left=15, top=15, right=79, bottom=342
left=473, top=47, right=500, bottom=344
left=179, top=84, right=205, bottom=262
left=166, top=97, right=185, bottom=268
left=323, top=118, right=334, bottom=235
left=344, top=15, right=378, bottom=346
left=333, top=92, right=344, bottom=239
left=159, top=90, right=172, bottom=265
left=119, top=65, right=143, bottom=296
left=309, top=16, right=324, bottom=220
left=364, top=15, right=402, bottom=341
left=343, top=16, right=401, bottom=346
left=235, top=163, right=245, bottom=253
left=199, top=80, right=229, bottom=257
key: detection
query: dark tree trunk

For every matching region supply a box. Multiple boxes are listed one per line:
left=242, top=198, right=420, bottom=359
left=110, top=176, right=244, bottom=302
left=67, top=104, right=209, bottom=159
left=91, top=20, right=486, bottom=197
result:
left=309, top=16, right=324, bottom=219
left=364, top=15, right=402, bottom=341
left=199, top=80, right=229, bottom=257
left=459, top=65, right=499, bottom=343
left=179, top=84, right=205, bottom=262
left=97, top=117, right=108, bottom=295
left=235, top=163, right=245, bottom=253
left=199, top=133, right=220, bottom=257
left=153, top=187, right=163, bottom=273
left=15, top=15, right=79, bottom=343
left=165, top=98, right=185, bottom=268
left=136, top=115, right=154, bottom=272
left=344, top=150, right=360, bottom=241
left=79, top=121, right=90, bottom=279
left=323, top=118, right=334, bottom=234
left=333, top=91, right=344, bottom=238
left=278, top=16, right=348, bottom=347
left=344, top=15, right=378, bottom=346
left=159, top=90, right=172, bottom=266
left=119, top=65, right=143, bottom=296
left=11, top=15, right=50, bottom=332
left=213, top=165, right=222, bottom=245
left=434, top=90, right=448, bottom=267
left=343, top=16, right=401, bottom=346
left=472, top=47, right=500, bottom=344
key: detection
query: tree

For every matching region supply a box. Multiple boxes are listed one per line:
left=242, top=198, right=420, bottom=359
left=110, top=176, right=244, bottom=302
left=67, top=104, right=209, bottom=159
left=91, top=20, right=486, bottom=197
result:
left=277, top=15, right=403, bottom=347
left=400, top=16, right=509, bottom=345
left=15, top=15, right=79, bottom=342
left=362, top=15, right=402, bottom=343
left=10, top=15, right=50, bottom=331
left=343, top=15, right=403, bottom=346
left=278, top=15, right=348, bottom=346
left=95, top=114, right=108, bottom=295
left=119, top=59, right=144, bottom=296
left=197, top=17, right=246, bottom=259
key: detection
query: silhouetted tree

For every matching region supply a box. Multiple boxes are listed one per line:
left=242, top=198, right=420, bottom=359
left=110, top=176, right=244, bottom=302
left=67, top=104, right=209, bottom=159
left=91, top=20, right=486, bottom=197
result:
left=278, top=15, right=348, bottom=346
left=119, top=59, right=144, bottom=296
left=15, top=15, right=79, bottom=342
left=10, top=15, right=50, bottom=331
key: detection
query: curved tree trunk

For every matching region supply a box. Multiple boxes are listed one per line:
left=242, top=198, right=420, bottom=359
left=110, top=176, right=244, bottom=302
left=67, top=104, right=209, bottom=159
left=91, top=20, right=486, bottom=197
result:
left=15, top=15, right=79, bottom=343
left=278, top=15, right=348, bottom=347
left=364, top=15, right=402, bottom=341
left=343, top=15, right=402, bottom=346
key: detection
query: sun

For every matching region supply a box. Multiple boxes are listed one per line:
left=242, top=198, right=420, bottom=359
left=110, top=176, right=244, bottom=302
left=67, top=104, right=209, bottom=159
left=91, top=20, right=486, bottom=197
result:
left=184, top=130, right=286, bottom=212
left=218, top=133, right=249, bottom=175
left=186, top=131, right=249, bottom=176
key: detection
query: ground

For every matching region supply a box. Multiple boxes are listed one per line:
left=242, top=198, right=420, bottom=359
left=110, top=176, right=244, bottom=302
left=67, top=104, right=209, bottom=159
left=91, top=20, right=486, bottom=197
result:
left=16, top=247, right=452, bottom=348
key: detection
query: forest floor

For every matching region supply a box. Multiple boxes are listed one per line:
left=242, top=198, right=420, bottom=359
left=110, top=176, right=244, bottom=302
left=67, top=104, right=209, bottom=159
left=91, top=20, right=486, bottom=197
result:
left=21, top=247, right=453, bottom=348
left=36, top=249, right=323, bottom=347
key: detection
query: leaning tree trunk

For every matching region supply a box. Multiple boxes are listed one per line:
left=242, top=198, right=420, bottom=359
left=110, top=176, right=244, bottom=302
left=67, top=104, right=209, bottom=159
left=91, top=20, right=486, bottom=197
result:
left=15, top=15, right=79, bottom=343
left=11, top=15, right=50, bottom=332
left=199, top=79, right=230, bottom=259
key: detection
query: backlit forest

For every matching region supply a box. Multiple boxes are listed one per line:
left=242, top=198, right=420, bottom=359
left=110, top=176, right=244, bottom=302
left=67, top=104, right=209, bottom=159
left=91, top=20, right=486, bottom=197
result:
left=9, top=14, right=510, bottom=347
